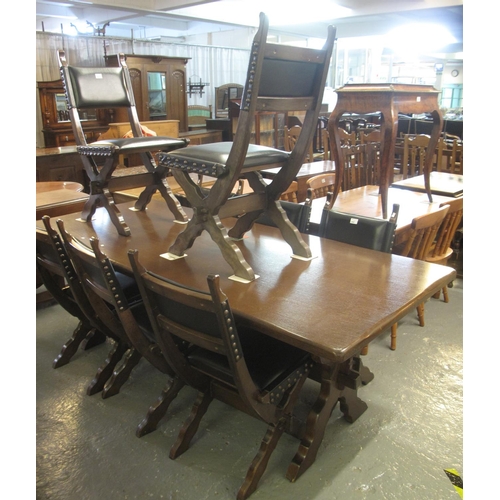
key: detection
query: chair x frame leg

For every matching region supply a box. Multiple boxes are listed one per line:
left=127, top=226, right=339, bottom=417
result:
left=80, top=152, right=188, bottom=236
left=167, top=170, right=312, bottom=282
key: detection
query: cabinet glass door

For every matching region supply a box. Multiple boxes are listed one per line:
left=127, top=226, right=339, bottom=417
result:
left=148, top=72, right=167, bottom=120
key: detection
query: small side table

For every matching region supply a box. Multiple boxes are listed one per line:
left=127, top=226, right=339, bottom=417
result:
left=328, top=83, right=443, bottom=219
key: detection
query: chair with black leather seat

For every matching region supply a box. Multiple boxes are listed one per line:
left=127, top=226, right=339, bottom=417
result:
left=83, top=235, right=186, bottom=436
left=254, top=199, right=311, bottom=234
left=158, top=13, right=336, bottom=282
left=57, top=50, right=189, bottom=237
left=319, top=200, right=400, bottom=253
left=319, top=200, right=399, bottom=352
left=38, top=216, right=140, bottom=395
left=36, top=217, right=106, bottom=369
left=128, top=249, right=313, bottom=500
left=56, top=219, right=145, bottom=398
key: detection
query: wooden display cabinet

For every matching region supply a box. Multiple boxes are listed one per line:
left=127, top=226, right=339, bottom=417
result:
left=36, top=146, right=88, bottom=191
left=104, top=54, right=190, bottom=133
left=37, top=80, right=111, bottom=147
left=229, top=99, right=286, bottom=149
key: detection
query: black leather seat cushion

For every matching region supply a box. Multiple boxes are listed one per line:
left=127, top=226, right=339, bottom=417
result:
left=187, top=326, right=309, bottom=391
left=159, top=142, right=290, bottom=178
left=77, top=137, right=187, bottom=156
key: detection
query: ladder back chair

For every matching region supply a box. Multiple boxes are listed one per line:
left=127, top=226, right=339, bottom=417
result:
left=436, top=138, right=463, bottom=174
left=56, top=219, right=147, bottom=398
left=158, top=13, right=336, bottom=282
left=36, top=216, right=106, bottom=369
left=128, top=249, right=313, bottom=500
left=391, top=204, right=450, bottom=350
left=401, top=133, right=431, bottom=179
left=57, top=50, right=189, bottom=236
left=425, top=197, right=463, bottom=302
left=340, top=142, right=381, bottom=190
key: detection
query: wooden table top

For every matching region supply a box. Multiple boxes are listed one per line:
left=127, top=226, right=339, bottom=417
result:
left=41, top=199, right=455, bottom=362
left=261, top=160, right=335, bottom=179
left=36, top=146, right=78, bottom=157
left=307, top=185, right=457, bottom=245
left=36, top=181, right=89, bottom=220
left=391, top=172, right=463, bottom=197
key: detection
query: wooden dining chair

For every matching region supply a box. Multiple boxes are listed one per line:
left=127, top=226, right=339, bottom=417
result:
left=401, top=133, right=431, bottom=179
left=84, top=235, right=186, bottom=437
left=255, top=198, right=312, bottom=234
left=341, top=142, right=381, bottom=190
left=57, top=50, right=189, bottom=237
left=285, top=124, right=325, bottom=162
left=391, top=204, right=450, bottom=350
left=359, top=128, right=381, bottom=144
left=318, top=200, right=400, bottom=353
left=337, top=127, right=357, bottom=146
left=425, top=197, right=463, bottom=302
left=56, top=219, right=145, bottom=398
left=128, top=249, right=313, bottom=500
left=319, top=200, right=400, bottom=253
left=157, top=13, right=336, bottom=282
left=36, top=217, right=106, bottom=369
left=305, top=172, right=337, bottom=201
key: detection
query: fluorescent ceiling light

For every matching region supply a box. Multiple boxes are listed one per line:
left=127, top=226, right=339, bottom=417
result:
left=386, top=23, right=457, bottom=54
left=169, top=0, right=351, bottom=27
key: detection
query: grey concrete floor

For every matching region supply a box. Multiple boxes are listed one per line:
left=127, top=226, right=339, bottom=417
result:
left=36, top=279, right=463, bottom=500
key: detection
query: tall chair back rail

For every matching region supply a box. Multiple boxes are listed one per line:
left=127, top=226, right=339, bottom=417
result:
left=128, top=249, right=312, bottom=499
left=158, top=13, right=336, bottom=282
left=58, top=50, right=188, bottom=237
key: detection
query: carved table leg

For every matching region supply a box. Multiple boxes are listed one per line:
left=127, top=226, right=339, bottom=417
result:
left=286, top=363, right=342, bottom=482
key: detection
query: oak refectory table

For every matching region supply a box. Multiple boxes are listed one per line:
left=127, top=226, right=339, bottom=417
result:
left=42, top=199, right=456, bottom=483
